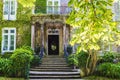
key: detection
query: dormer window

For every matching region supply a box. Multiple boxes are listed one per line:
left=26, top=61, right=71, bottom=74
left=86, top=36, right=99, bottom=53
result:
left=3, top=0, right=17, bottom=20
left=47, top=0, right=60, bottom=14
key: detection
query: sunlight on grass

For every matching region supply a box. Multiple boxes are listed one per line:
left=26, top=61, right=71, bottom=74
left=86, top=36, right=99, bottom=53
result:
left=0, top=77, right=24, bottom=80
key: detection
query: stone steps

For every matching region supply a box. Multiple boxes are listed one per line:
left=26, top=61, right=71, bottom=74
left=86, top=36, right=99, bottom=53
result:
left=29, top=75, right=80, bottom=79
left=30, top=68, right=77, bottom=72
left=29, top=55, right=80, bottom=79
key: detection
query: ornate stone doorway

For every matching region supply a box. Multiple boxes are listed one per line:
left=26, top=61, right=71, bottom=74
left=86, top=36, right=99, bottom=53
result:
left=48, top=35, right=59, bottom=55
left=31, top=15, right=71, bottom=56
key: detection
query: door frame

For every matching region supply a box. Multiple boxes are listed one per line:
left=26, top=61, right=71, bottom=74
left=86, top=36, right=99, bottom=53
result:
left=47, top=29, right=59, bottom=55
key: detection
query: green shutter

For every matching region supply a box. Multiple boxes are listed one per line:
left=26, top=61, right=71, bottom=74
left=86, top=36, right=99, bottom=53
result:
left=35, top=0, right=46, bottom=14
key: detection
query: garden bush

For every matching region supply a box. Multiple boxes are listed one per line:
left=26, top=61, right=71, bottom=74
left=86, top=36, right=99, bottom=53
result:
left=67, top=53, right=78, bottom=67
left=0, top=58, right=13, bottom=76
left=97, top=62, right=120, bottom=78
left=10, top=48, right=33, bottom=78
left=34, top=45, right=40, bottom=55
left=77, top=51, right=89, bottom=68
left=21, top=46, right=34, bottom=54
left=67, top=45, right=73, bottom=54
left=30, top=55, right=41, bottom=67
left=1, top=52, right=13, bottom=59
left=102, top=51, right=115, bottom=63
left=97, top=51, right=116, bottom=66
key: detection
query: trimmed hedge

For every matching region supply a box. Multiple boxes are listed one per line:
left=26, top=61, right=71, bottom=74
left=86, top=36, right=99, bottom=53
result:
left=0, top=46, right=34, bottom=78
left=97, top=62, right=120, bottom=78
left=10, top=48, right=33, bottom=78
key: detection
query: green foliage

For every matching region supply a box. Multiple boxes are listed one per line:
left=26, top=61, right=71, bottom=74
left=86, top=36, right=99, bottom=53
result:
left=67, top=54, right=78, bottom=67
left=67, top=45, right=73, bottom=54
left=97, top=63, right=120, bottom=78
left=67, top=0, right=120, bottom=52
left=35, top=0, right=46, bottom=14
left=21, top=46, right=34, bottom=54
left=0, top=1, right=32, bottom=53
left=18, top=0, right=35, bottom=7
left=1, top=52, right=13, bottom=59
left=30, top=55, right=41, bottom=67
left=0, top=58, right=13, bottom=76
left=77, top=51, right=89, bottom=68
left=34, top=45, right=40, bottom=55
left=10, top=48, right=33, bottom=77
left=102, top=51, right=115, bottom=63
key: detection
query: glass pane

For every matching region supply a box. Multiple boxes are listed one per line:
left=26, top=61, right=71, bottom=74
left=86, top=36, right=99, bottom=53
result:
left=48, top=7, right=53, bottom=13
left=4, top=30, right=8, bottom=33
left=10, top=35, right=14, bottom=42
left=10, top=30, right=15, bottom=33
left=11, top=1, right=15, bottom=15
left=4, top=35, right=8, bottom=40
left=4, top=1, right=9, bottom=15
left=10, top=46, right=14, bottom=50
left=54, top=7, right=59, bottom=13
left=54, top=1, right=58, bottom=6
left=10, top=35, right=14, bottom=50
left=48, top=1, right=52, bottom=6
left=3, top=35, right=8, bottom=50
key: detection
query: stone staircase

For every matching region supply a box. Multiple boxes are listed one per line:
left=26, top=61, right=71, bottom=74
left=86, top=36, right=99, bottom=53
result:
left=29, top=55, right=80, bottom=79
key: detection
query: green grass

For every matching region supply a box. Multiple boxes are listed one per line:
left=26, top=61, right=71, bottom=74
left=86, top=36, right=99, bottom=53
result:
left=0, top=77, right=24, bottom=80
left=83, top=76, right=119, bottom=80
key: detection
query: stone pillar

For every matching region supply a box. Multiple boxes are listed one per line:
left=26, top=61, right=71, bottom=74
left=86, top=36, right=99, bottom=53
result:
left=63, top=24, right=66, bottom=48
left=31, top=24, right=35, bottom=50
left=41, top=24, right=44, bottom=46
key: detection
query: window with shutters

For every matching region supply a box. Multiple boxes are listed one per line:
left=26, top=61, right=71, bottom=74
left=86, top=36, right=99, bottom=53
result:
left=47, top=0, right=60, bottom=14
left=2, top=28, right=16, bottom=53
left=3, top=0, right=17, bottom=20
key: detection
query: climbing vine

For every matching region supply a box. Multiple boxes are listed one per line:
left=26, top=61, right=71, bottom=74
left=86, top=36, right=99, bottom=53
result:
left=0, top=1, right=34, bottom=53
left=35, top=0, right=46, bottom=14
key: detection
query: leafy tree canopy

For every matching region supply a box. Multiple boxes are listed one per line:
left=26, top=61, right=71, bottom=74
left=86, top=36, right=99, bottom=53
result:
left=67, top=0, right=120, bottom=52
left=18, top=0, right=35, bottom=7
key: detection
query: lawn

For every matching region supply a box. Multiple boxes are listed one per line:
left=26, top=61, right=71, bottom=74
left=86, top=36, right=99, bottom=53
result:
left=0, top=77, right=24, bottom=80
left=83, top=76, right=119, bottom=80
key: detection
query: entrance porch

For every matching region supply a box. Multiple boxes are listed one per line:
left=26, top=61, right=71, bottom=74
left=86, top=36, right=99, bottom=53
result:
left=31, top=15, right=71, bottom=56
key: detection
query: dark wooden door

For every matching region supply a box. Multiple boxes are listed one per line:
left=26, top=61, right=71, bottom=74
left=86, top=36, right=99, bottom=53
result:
left=48, top=35, right=59, bottom=55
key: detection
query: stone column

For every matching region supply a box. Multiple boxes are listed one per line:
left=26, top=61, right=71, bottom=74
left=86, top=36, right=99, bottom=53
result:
left=31, top=24, right=35, bottom=50
left=41, top=24, right=44, bottom=46
left=63, top=24, right=66, bottom=48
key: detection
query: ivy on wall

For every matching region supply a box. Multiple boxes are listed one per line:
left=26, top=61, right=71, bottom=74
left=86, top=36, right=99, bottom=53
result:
left=35, top=0, right=46, bottom=14
left=0, top=1, right=33, bottom=53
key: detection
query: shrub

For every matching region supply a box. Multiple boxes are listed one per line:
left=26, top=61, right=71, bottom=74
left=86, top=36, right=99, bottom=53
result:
left=34, top=45, right=40, bottom=55
left=21, top=46, right=34, bottom=54
left=77, top=51, right=89, bottom=68
left=0, top=58, right=13, bottom=76
left=97, top=63, right=120, bottom=78
left=102, top=51, right=115, bottom=63
left=10, top=48, right=33, bottom=78
left=67, top=54, right=78, bottom=67
left=30, top=55, right=41, bottom=67
left=0, top=53, right=2, bottom=58
left=1, top=52, right=13, bottom=59
left=67, top=45, right=73, bottom=54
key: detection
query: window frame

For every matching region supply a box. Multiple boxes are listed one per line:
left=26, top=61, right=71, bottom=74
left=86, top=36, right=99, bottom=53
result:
left=3, top=0, right=17, bottom=20
left=1, top=28, right=16, bottom=53
left=47, top=0, right=60, bottom=14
